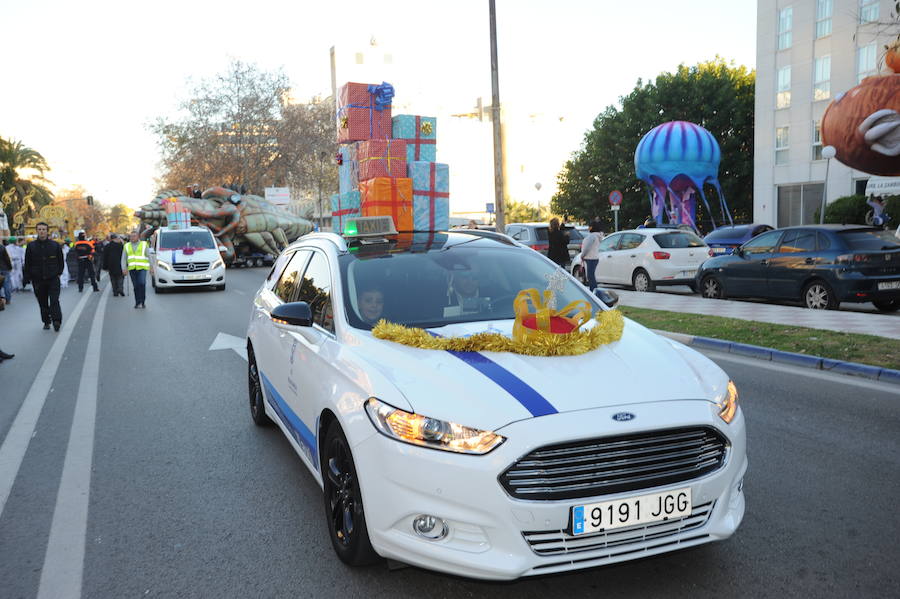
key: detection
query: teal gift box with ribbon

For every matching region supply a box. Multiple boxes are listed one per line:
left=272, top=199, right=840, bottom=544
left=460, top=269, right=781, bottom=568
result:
left=338, top=143, right=359, bottom=195
left=409, top=161, right=449, bottom=231
left=392, top=115, right=436, bottom=164
left=331, top=190, right=361, bottom=233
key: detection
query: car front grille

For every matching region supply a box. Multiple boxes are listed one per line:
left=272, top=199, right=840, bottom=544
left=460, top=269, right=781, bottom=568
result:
left=499, top=427, right=728, bottom=501
left=523, top=500, right=715, bottom=558
left=173, top=262, right=210, bottom=272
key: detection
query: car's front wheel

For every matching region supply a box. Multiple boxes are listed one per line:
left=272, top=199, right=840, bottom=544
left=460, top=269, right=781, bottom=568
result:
left=872, top=298, right=900, bottom=312
left=247, top=346, right=272, bottom=427
left=321, top=420, right=379, bottom=566
left=803, top=280, right=838, bottom=310
left=701, top=275, right=725, bottom=299
left=632, top=269, right=655, bottom=292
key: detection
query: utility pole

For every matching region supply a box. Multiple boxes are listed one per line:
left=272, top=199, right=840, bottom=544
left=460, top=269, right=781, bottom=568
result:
left=489, top=0, right=507, bottom=233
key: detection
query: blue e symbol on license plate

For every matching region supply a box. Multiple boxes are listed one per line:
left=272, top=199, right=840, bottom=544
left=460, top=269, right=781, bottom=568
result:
left=573, top=506, right=585, bottom=535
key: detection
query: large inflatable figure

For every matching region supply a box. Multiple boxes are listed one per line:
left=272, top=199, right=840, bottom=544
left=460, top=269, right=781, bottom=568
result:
left=821, top=44, right=900, bottom=177
left=634, top=121, right=733, bottom=230
left=135, top=188, right=313, bottom=262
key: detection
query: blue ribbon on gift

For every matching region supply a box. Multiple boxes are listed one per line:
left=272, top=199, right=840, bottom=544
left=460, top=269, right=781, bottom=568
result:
left=367, top=82, right=394, bottom=111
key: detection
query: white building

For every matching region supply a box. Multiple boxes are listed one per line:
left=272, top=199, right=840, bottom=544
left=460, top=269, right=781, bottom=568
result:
left=754, top=0, right=896, bottom=226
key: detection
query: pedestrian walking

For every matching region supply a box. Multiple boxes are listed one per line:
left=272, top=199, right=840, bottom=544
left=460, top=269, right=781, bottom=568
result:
left=23, top=222, right=65, bottom=331
left=7, top=237, right=25, bottom=292
left=74, top=232, right=99, bottom=292
left=0, top=240, right=13, bottom=305
left=122, top=230, right=149, bottom=308
left=93, top=235, right=107, bottom=282
left=547, top=217, right=570, bottom=268
left=580, top=221, right=605, bottom=291
left=104, top=234, right=126, bottom=297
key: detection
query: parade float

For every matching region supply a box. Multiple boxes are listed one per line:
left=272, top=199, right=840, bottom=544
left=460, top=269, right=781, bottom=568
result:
left=134, top=187, right=314, bottom=264
left=634, top=121, right=734, bottom=231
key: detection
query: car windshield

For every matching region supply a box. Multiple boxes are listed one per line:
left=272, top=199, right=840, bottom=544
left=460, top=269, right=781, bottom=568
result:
left=339, top=240, right=596, bottom=330
left=653, top=231, right=706, bottom=248
left=838, top=229, right=900, bottom=251
left=159, top=231, right=215, bottom=250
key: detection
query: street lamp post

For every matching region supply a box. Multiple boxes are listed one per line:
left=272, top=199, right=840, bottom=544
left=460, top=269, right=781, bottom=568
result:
left=820, top=145, right=836, bottom=224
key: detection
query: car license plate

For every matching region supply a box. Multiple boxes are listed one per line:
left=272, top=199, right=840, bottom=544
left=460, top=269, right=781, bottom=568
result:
left=570, top=488, right=692, bottom=535
left=877, top=281, right=900, bottom=290
left=186, top=274, right=206, bottom=280
left=713, top=247, right=727, bottom=253
left=683, top=270, right=697, bottom=278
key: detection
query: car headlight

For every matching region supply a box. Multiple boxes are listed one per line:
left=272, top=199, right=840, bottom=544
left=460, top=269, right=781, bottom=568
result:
left=212, top=258, right=224, bottom=270
left=157, top=260, right=171, bottom=271
left=716, top=380, right=739, bottom=424
left=365, top=398, right=505, bottom=455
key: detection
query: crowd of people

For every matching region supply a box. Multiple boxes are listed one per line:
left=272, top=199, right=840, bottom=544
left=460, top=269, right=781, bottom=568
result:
left=0, top=224, right=149, bottom=365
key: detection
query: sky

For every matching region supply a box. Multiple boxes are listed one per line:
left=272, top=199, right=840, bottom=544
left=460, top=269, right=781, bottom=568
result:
left=0, top=0, right=757, bottom=216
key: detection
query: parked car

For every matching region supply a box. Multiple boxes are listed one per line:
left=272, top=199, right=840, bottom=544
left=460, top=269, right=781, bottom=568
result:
left=572, top=228, right=713, bottom=292
left=695, top=225, right=900, bottom=311
left=704, top=224, right=774, bottom=255
left=505, top=222, right=582, bottom=258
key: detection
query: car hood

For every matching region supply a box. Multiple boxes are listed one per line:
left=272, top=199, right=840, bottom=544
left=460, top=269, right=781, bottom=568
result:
left=350, top=316, right=729, bottom=431
left=159, top=248, right=220, bottom=263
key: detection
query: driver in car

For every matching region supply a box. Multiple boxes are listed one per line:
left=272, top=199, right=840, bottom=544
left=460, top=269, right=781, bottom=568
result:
left=444, top=267, right=486, bottom=317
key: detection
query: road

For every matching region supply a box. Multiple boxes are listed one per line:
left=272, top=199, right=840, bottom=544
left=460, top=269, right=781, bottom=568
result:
left=1, top=268, right=898, bottom=598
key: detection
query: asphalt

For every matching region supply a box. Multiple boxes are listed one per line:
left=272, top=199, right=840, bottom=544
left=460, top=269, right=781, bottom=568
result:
left=0, top=269, right=898, bottom=598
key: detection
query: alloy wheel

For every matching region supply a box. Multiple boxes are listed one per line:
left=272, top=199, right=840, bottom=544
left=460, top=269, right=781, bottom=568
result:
left=805, top=283, right=831, bottom=309
left=634, top=271, right=651, bottom=292
left=702, top=277, right=722, bottom=299
left=326, top=440, right=358, bottom=547
left=247, top=350, right=270, bottom=426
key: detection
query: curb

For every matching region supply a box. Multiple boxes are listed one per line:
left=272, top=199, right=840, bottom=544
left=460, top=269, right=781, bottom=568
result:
left=652, top=329, right=900, bottom=387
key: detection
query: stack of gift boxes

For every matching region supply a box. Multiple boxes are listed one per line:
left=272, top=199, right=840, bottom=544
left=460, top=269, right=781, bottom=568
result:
left=331, top=81, right=449, bottom=233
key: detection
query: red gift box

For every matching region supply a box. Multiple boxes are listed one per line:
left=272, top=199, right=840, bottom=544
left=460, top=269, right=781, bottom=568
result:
left=337, top=82, right=393, bottom=143
left=357, top=139, right=407, bottom=180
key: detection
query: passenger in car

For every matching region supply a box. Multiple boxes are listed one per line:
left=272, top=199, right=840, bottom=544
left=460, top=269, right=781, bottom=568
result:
left=358, top=287, right=385, bottom=325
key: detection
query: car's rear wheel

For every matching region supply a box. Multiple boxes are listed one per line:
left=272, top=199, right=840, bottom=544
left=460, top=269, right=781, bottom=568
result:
left=872, top=298, right=900, bottom=312
left=321, top=420, right=379, bottom=566
left=632, top=269, right=655, bottom=292
left=701, top=275, right=724, bottom=299
left=803, top=280, right=838, bottom=310
left=247, top=347, right=272, bottom=427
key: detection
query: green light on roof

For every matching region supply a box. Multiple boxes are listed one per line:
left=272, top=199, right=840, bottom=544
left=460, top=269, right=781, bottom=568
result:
left=343, top=221, right=358, bottom=236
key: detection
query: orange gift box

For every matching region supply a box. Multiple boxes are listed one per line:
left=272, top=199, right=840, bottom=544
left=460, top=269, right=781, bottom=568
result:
left=359, top=177, right=413, bottom=231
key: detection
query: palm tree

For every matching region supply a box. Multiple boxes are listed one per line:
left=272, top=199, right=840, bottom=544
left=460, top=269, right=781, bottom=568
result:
left=0, top=137, right=54, bottom=230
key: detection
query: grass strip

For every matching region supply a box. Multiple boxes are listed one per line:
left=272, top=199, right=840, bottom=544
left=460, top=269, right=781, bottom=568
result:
left=618, top=305, right=900, bottom=371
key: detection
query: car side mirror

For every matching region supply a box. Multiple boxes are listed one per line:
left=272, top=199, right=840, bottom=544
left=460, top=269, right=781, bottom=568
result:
left=271, top=302, right=313, bottom=327
left=593, top=288, right=619, bottom=308
left=218, top=245, right=227, bottom=253
left=736, top=247, right=745, bottom=257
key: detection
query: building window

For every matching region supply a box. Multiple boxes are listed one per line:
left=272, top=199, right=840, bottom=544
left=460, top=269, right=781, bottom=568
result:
left=859, top=0, right=879, bottom=24
left=858, top=43, right=877, bottom=82
left=776, top=126, right=790, bottom=165
left=777, top=184, right=825, bottom=227
left=776, top=66, right=791, bottom=108
left=816, top=0, right=832, bottom=38
left=814, top=56, right=831, bottom=101
left=778, top=6, right=793, bottom=50
left=812, top=121, right=823, bottom=160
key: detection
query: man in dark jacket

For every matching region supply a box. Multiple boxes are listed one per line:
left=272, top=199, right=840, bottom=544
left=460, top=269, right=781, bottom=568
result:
left=24, top=222, right=65, bottom=331
left=74, top=232, right=99, bottom=292
left=103, top=234, right=125, bottom=296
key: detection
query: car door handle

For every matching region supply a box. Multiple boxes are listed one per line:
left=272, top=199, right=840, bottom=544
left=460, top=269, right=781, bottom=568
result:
left=804, top=258, right=815, bottom=264
left=630, top=255, right=636, bottom=258
left=760, top=259, right=768, bottom=266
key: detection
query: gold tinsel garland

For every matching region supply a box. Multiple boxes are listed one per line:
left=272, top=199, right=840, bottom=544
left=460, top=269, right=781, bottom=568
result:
left=372, top=310, right=624, bottom=357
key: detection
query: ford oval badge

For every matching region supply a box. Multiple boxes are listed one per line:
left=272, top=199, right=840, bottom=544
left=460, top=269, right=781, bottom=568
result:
left=612, top=412, right=635, bottom=422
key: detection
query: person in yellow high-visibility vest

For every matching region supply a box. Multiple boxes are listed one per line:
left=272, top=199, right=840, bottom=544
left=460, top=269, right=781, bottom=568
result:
left=122, top=230, right=150, bottom=309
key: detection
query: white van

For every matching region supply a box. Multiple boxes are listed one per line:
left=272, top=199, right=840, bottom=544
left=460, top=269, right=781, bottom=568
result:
left=149, top=225, right=226, bottom=292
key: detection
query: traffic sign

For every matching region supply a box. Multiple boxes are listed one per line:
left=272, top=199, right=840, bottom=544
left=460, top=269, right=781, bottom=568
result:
left=486, top=202, right=495, bottom=214
left=608, top=190, right=623, bottom=206
left=610, top=205, right=620, bottom=211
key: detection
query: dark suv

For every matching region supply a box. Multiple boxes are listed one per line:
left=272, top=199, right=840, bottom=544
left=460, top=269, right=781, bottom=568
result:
left=695, top=225, right=900, bottom=311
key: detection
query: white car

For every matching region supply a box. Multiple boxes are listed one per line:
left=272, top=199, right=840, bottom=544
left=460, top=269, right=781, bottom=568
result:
left=572, top=228, right=713, bottom=292
left=246, top=218, right=746, bottom=580
left=149, top=225, right=226, bottom=291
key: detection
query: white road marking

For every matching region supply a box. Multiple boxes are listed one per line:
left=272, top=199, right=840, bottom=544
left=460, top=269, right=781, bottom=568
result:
left=36, top=284, right=110, bottom=599
left=208, top=331, right=248, bottom=361
left=233, top=288, right=246, bottom=295
left=0, top=286, right=94, bottom=517
left=701, top=349, right=900, bottom=395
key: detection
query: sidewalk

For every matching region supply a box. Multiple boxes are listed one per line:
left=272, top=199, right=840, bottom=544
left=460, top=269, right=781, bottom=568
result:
left=614, top=289, right=900, bottom=340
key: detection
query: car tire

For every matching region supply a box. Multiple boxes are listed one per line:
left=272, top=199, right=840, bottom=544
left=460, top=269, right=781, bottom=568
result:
left=802, top=280, right=838, bottom=310
left=321, top=420, right=380, bottom=567
left=247, top=346, right=272, bottom=427
left=632, top=269, right=655, bottom=292
left=701, top=275, right=725, bottom=299
left=872, top=298, right=900, bottom=312
left=216, top=283, right=226, bottom=291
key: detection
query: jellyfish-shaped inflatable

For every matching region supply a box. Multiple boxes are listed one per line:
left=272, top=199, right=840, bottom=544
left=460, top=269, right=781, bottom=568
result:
left=634, top=121, right=733, bottom=230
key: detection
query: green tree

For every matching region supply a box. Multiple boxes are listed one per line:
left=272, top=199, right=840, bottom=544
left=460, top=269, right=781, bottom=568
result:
left=552, top=58, right=755, bottom=232
left=0, top=137, right=54, bottom=229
